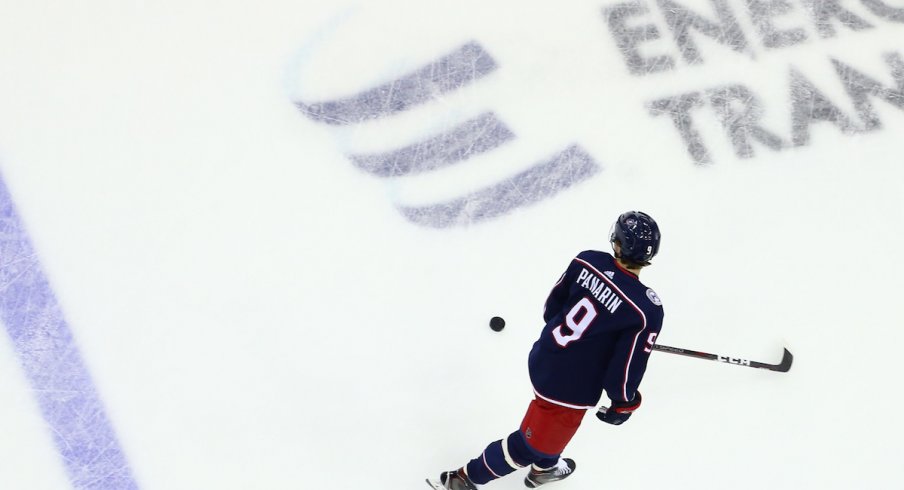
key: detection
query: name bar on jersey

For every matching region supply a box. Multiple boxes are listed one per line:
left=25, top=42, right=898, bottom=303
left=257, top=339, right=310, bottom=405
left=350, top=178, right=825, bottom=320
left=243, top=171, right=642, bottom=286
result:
left=576, top=268, right=623, bottom=314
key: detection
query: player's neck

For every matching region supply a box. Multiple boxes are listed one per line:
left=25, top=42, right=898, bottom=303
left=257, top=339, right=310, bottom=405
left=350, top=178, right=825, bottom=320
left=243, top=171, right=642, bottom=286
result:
left=615, top=258, right=642, bottom=277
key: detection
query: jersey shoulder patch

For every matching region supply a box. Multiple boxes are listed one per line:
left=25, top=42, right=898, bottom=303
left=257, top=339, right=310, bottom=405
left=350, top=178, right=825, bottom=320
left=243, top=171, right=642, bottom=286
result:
left=645, top=288, right=662, bottom=306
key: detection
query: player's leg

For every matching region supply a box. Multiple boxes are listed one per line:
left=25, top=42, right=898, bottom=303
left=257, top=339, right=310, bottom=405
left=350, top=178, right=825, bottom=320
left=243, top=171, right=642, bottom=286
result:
left=518, top=397, right=583, bottom=487
left=461, top=432, right=536, bottom=485
left=448, top=397, right=583, bottom=487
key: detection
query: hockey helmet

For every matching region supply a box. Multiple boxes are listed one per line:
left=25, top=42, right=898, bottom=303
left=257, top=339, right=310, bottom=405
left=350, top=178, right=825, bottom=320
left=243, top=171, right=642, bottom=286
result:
left=609, top=211, right=661, bottom=265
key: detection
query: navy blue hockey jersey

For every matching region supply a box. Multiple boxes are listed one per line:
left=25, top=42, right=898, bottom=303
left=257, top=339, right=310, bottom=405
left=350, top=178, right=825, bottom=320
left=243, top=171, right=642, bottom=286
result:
left=528, top=250, right=664, bottom=409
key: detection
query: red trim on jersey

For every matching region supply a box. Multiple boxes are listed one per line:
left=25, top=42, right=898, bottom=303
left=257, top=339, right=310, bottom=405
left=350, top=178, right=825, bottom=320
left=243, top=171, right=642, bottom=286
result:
left=574, top=258, right=648, bottom=401
left=614, top=259, right=638, bottom=278
left=532, top=387, right=596, bottom=410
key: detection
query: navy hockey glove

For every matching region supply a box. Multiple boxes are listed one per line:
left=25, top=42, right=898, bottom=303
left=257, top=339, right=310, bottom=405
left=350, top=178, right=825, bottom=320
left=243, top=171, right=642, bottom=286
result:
left=596, top=392, right=642, bottom=425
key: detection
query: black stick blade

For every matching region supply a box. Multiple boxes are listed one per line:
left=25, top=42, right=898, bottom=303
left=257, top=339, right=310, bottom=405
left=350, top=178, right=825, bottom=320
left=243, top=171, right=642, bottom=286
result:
left=773, top=348, right=793, bottom=372
left=750, top=347, right=793, bottom=372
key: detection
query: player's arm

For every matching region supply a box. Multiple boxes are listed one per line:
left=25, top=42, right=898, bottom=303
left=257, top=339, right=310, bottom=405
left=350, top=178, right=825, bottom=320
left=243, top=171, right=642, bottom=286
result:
left=542, top=257, right=580, bottom=323
left=604, top=326, right=654, bottom=403
left=597, top=324, right=659, bottom=424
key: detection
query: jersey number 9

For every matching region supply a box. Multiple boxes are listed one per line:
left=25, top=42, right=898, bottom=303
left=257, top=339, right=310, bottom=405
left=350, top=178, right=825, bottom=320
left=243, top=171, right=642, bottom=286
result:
left=553, top=297, right=598, bottom=347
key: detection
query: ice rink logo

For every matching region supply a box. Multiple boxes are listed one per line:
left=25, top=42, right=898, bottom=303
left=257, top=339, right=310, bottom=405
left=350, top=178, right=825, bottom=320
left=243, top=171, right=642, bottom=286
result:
left=288, top=39, right=600, bottom=228
left=285, top=0, right=904, bottom=221
left=604, top=0, right=904, bottom=164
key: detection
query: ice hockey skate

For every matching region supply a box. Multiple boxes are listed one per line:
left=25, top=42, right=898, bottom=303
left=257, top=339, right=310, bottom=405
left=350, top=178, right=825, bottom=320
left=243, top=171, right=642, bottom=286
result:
left=523, top=458, right=576, bottom=488
left=425, top=468, right=479, bottom=490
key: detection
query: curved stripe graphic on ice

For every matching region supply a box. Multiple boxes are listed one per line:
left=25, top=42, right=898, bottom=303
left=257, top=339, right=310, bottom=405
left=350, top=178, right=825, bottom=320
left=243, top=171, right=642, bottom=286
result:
left=295, top=42, right=498, bottom=125
left=348, top=112, right=515, bottom=177
left=288, top=35, right=603, bottom=227
left=397, top=145, right=600, bottom=228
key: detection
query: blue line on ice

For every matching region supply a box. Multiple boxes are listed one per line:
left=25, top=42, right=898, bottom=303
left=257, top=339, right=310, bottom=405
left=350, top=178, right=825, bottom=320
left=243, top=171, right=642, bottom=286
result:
left=0, top=173, right=139, bottom=490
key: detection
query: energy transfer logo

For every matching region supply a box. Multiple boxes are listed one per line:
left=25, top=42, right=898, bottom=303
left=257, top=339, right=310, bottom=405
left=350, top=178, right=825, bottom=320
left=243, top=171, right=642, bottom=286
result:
left=287, top=0, right=904, bottom=227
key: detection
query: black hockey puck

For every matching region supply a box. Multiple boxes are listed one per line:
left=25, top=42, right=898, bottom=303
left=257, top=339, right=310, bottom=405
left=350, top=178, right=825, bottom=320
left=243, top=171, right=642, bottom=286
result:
left=489, top=316, right=506, bottom=332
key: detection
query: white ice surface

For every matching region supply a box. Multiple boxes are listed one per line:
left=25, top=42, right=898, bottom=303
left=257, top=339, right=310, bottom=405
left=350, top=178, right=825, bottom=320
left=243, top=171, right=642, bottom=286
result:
left=1, top=0, right=903, bottom=489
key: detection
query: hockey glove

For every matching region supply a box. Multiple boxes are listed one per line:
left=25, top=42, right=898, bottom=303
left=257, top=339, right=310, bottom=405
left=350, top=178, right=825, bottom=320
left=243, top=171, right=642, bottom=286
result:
left=596, top=392, right=642, bottom=426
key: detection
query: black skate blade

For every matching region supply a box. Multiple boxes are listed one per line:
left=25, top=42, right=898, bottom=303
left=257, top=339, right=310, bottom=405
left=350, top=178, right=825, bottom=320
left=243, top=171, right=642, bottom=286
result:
left=425, top=478, right=445, bottom=490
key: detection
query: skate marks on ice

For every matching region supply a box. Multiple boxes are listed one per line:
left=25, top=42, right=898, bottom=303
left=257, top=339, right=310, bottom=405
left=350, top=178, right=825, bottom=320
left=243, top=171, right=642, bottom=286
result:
left=0, top=172, right=139, bottom=489
left=290, top=40, right=601, bottom=228
left=604, top=0, right=904, bottom=164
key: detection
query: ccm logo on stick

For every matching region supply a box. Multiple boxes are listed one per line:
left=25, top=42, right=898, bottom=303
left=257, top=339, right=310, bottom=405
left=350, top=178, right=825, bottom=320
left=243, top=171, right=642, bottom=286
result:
left=717, top=356, right=751, bottom=366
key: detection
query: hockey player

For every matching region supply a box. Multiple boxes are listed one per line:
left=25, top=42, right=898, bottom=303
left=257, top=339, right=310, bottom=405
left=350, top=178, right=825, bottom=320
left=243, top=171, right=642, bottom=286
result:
left=428, top=211, right=664, bottom=489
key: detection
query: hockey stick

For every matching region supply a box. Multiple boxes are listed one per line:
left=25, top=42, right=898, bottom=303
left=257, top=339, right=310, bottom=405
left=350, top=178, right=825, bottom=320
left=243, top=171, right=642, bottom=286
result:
left=652, top=344, right=793, bottom=372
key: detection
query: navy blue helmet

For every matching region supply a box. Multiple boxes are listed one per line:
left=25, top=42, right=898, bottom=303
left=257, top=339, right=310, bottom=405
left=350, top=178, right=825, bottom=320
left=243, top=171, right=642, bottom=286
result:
left=609, top=211, right=661, bottom=265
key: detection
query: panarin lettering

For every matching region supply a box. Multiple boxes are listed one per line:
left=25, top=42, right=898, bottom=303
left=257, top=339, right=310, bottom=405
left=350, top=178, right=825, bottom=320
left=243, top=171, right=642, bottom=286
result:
left=576, top=268, right=623, bottom=314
